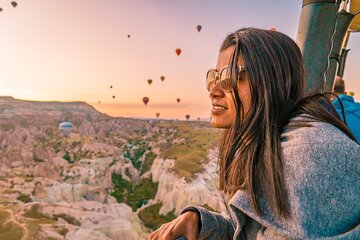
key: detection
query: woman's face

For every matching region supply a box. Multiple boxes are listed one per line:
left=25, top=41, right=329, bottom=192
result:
left=209, top=46, right=252, bottom=128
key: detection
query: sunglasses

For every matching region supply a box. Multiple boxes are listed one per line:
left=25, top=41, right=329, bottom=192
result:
left=206, top=65, right=246, bottom=91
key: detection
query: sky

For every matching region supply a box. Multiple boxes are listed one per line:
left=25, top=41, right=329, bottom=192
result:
left=0, top=0, right=359, bottom=119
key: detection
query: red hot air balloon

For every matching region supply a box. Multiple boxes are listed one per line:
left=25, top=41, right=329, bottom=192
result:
left=185, top=114, right=190, bottom=120
left=175, top=48, right=181, bottom=56
left=155, top=112, right=160, bottom=118
left=176, top=98, right=180, bottom=103
left=143, top=97, right=149, bottom=106
left=269, top=27, right=277, bottom=31
left=11, top=1, right=17, bottom=8
left=196, top=25, right=202, bottom=32
left=147, top=79, right=153, bottom=85
left=160, top=76, right=165, bottom=81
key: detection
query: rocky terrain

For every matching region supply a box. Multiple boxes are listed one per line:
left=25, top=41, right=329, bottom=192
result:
left=0, top=96, right=227, bottom=240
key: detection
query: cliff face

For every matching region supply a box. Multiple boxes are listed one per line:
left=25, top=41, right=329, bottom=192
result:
left=0, top=97, right=224, bottom=240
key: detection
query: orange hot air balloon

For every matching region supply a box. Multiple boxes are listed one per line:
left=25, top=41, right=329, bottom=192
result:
left=269, top=27, right=277, bottom=31
left=143, top=97, right=149, bottom=106
left=196, top=25, right=202, bottom=32
left=11, top=1, right=17, bottom=8
left=155, top=112, right=160, bottom=118
left=185, top=114, right=190, bottom=120
left=176, top=98, right=180, bottom=103
left=160, top=76, right=165, bottom=81
left=147, top=79, right=153, bottom=85
left=175, top=48, right=182, bottom=56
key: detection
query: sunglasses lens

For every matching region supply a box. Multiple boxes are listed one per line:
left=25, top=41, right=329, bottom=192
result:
left=206, top=70, right=216, bottom=90
left=220, top=67, right=231, bottom=90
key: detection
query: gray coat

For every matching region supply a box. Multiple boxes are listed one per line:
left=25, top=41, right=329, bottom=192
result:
left=182, top=116, right=360, bottom=239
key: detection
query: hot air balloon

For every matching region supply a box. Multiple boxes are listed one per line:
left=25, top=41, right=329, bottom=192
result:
left=143, top=97, right=149, bottom=106
left=127, top=34, right=131, bottom=38
left=196, top=25, right=202, bottom=32
left=98, top=101, right=101, bottom=104
left=112, top=95, right=116, bottom=99
left=0, top=8, right=3, bottom=12
left=110, top=85, right=113, bottom=89
left=176, top=98, right=180, bottom=103
left=197, top=117, right=201, bottom=121
left=269, top=27, right=277, bottom=31
left=147, top=79, right=153, bottom=85
left=59, top=122, right=73, bottom=137
left=11, top=1, right=17, bottom=8
left=185, top=114, right=190, bottom=120
left=175, top=48, right=182, bottom=56
left=160, top=76, right=165, bottom=81
left=156, top=112, right=160, bottom=118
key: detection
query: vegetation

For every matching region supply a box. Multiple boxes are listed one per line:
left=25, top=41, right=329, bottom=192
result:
left=160, top=123, right=220, bottom=179
left=17, top=194, right=32, bottom=203
left=63, top=151, right=73, bottom=163
left=0, top=210, right=24, bottom=240
left=111, top=173, right=158, bottom=211
left=138, top=203, right=177, bottom=230
left=123, top=137, right=150, bottom=171
left=141, top=152, right=157, bottom=175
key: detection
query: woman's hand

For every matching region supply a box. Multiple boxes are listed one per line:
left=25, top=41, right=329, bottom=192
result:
left=148, top=210, right=200, bottom=240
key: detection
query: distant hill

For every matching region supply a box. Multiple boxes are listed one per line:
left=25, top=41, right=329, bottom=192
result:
left=0, top=96, right=109, bottom=123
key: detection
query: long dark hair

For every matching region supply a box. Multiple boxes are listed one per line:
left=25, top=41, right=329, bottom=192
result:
left=218, top=28, right=355, bottom=218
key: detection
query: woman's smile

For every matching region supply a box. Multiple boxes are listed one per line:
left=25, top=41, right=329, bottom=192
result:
left=212, top=103, right=228, bottom=114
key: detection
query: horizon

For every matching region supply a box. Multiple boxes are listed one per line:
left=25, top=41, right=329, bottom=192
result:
left=0, top=95, right=210, bottom=120
left=1, top=1, right=359, bottom=119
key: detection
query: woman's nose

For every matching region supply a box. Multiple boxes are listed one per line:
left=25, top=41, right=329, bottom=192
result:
left=209, top=82, right=224, bottom=99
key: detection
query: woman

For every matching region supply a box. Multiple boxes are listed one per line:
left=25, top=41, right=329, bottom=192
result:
left=148, top=28, right=359, bottom=240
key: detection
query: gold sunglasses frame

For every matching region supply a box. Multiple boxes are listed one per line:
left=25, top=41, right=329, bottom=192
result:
left=206, top=65, right=246, bottom=91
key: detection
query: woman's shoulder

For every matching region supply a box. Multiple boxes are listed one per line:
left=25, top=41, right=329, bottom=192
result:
left=278, top=115, right=360, bottom=237
left=280, top=114, right=359, bottom=177
left=281, top=114, right=359, bottom=151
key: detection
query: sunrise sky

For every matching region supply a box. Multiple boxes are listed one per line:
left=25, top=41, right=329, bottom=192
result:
left=1, top=0, right=359, bottom=119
